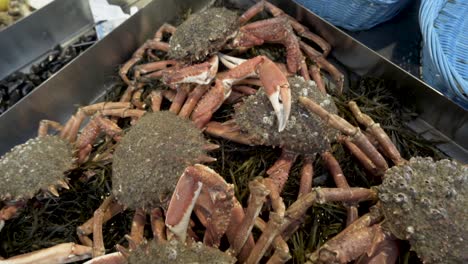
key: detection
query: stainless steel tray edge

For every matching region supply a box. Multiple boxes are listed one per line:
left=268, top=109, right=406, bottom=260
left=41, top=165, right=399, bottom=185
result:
left=0, top=0, right=94, bottom=79
left=0, top=0, right=466, bottom=162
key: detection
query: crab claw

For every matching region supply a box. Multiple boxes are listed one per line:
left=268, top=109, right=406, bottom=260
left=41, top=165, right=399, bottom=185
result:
left=218, top=53, right=247, bottom=69
left=257, top=59, right=291, bottom=132
left=217, top=54, right=291, bottom=132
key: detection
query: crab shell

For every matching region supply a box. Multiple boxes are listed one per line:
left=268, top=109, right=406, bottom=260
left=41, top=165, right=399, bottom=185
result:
left=111, top=111, right=208, bottom=210
left=234, top=76, right=338, bottom=154
left=127, top=240, right=236, bottom=264
left=0, top=135, right=74, bottom=201
left=168, top=7, right=239, bottom=61
left=378, top=157, right=468, bottom=263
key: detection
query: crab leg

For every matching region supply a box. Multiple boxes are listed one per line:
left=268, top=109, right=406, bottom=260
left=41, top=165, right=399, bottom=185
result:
left=308, top=209, right=398, bottom=264
left=299, top=97, right=388, bottom=174
left=309, top=65, right=326, bottom=94
left=119, top=40, right=169, bottom=85
left=338, top=135, right=381, bottom=177
left=299, top=156, right=314, bottom=197
left=77, top=200, right=124, bottom=246
left=267, top=149, right=298, bottom=193
left=322, top=151, right=359, bottom=225
left=149, top=90, right=163, bottom=112
left=247, top=187, right=377, bottom=264
left=355, top=229, right=399, bottom=264
left=281, top=156, right=315, bottom=241
left=0, top=243, right=92, bottom=264
left=230, top=179, right=270, bottom=256
left=154, top=23, right=176, bottom=41
left=246, top=212, right=285, bottom=264
left=193, top=55, right=291, bottom=131
left=205, top=120, right=257, bottom=145
left=300, top=41, right=344, bottom=94
left=134, top=60, right=178, bottom=82
left=130, top=208, right=146, bottom=246
left=38, top=120, right=63, bottom=137
left=162, top=55, right=219, bottom=85
left=92, top=196, right=115, bottom=257
left=130, top=88, right=145, bottom=109
left=75, top=115, right=123, bottom=163
left=348, top=101, right=406, bottom=166
left=255, top=218, right=291, bottom=264
left=150, top=208, right=166, bottom=242
left=178, top=84, right=209, bottom=118
left=169, top=84, right=190, bottom=114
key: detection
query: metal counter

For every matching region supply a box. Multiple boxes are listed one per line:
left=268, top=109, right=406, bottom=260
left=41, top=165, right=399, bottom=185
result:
left=0, top=0, right=466, bottom=162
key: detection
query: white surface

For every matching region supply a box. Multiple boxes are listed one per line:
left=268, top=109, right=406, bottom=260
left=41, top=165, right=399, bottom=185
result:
left=88, top=0, right=138, bottom=39
left=28, top=0, right=54, bottom=9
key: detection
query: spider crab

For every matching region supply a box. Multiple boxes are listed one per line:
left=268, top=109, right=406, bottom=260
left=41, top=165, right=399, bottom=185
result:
left=119, top=0, right=344, bottom=132
left=0, top=102, right=131, bottom=263
left=75, top=91, right=256, bottom=262
left=205, top=75, right=365, bottom=237
left=244, top=99, right=467, bottom=264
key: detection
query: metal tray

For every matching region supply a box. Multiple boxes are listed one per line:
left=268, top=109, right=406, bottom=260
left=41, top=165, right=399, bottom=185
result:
left=0, top=0, right=466, bottom=163
left=0, top=0, right=93, bottom=80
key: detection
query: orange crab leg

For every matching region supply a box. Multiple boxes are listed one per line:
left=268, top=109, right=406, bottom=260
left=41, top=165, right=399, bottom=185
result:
left=266, top=149, right=298, bottom=193
left=300, top=41, right=344, bottom=94
left=299, top=97, right=388, bottom=174
left=309, top=210, right=398, bottom=264
left=348, top=101, right=406, bottom=166
left=230, top=179, right=270, bottom=256
left=0, top=243, right=92, bottom=264
left=178, top=84, right=209, bottom=119
left=205, top=120, right=257, bottom=145
left=162, top=56, right=219, bottom=85
left=322, top=151, right=359, bottom=226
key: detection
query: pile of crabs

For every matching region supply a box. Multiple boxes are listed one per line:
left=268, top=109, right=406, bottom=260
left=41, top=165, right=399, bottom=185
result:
left=0, top=1, right=466, bottom=264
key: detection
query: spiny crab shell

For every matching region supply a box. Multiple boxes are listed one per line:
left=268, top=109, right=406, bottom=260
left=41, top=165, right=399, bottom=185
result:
left=378, top=157, right=468, bottom=263
left=112, top=111, right=208, bottom=209
left=235, top=76, right=338, bottom=153
left=127, top=240, right=236, bottom=264
left=168, top=7, right=239, bottom=61
left=0, top=135, right=74, bottom=200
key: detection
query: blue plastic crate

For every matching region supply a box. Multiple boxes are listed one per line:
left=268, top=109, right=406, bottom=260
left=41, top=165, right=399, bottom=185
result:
left=420, top=0, right=468, bottom=108
left=295, top=0, right=411, bottom=31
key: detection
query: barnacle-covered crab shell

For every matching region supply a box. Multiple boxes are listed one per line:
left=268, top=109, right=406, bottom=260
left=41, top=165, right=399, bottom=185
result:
left=168, top=7, right=239, bottom=61
left=112, top=111, right=208, bottom=210
left=0, top=135, right=74, bottom=200
left=235, top=76, right=339, bottom=154
left=128, top=240, right=236, bottom=264
left=378, top=157, right=468, bottom=264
